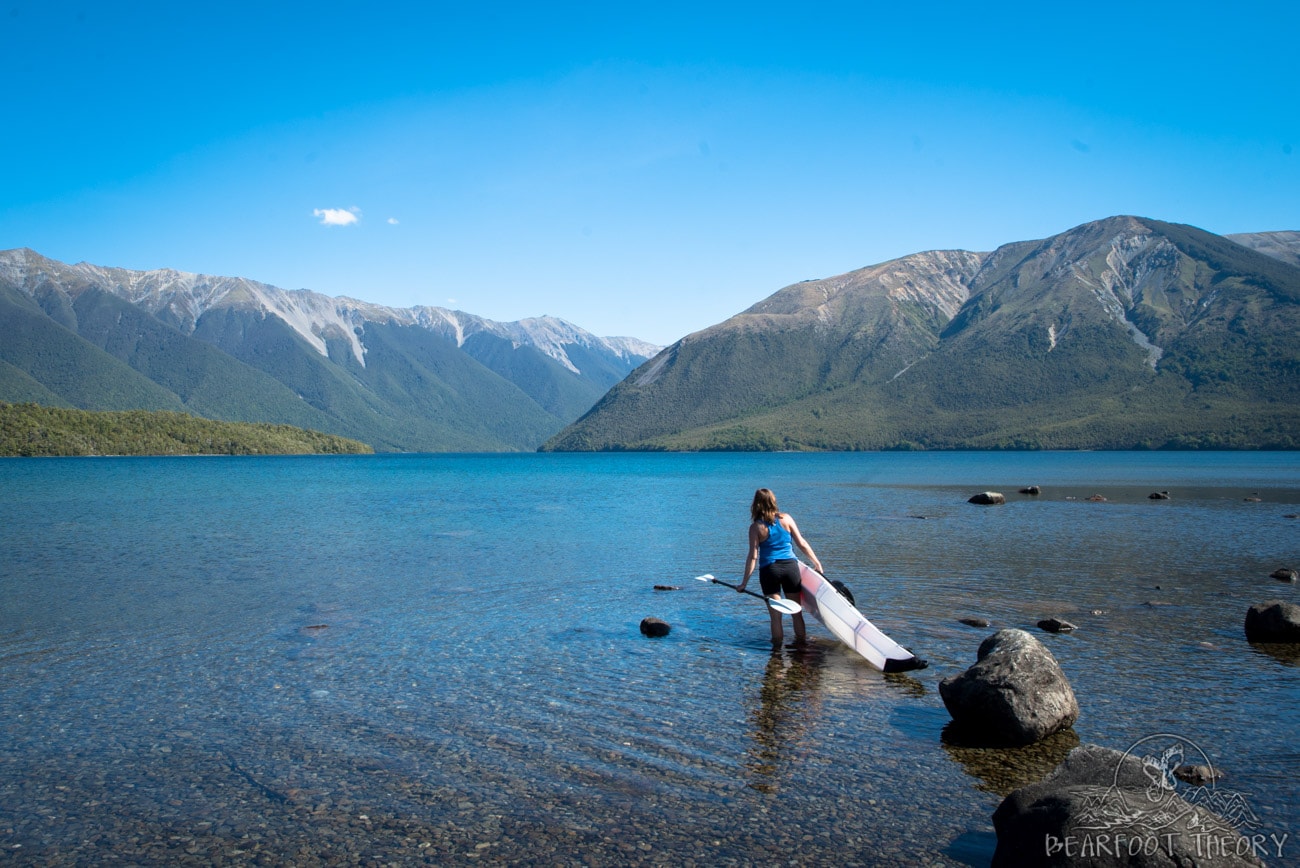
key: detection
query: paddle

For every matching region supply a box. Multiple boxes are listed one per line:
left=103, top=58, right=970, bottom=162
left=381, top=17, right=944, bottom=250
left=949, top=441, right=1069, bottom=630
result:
left=695, top=574, right=803, bottom=614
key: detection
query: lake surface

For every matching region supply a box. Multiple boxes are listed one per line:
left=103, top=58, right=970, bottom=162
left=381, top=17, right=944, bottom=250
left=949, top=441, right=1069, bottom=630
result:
left=1, top=452, right=1297, bottom=865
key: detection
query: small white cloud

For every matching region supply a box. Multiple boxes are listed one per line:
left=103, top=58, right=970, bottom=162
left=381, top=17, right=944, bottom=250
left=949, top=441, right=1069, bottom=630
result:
left=314, top=207, right=360, bottom=226
left=447, top=298, right=457, bottom=306
left=387, top=217, right=399, bottom=225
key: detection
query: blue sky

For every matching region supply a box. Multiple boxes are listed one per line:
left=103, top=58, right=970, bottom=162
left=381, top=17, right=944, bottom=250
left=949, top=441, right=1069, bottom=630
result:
left=3, top=2, right=1297, bottom=346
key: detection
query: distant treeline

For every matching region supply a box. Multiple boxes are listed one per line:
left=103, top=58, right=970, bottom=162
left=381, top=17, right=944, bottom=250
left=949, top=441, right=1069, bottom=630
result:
left=0, top=403, right=373, bottom=457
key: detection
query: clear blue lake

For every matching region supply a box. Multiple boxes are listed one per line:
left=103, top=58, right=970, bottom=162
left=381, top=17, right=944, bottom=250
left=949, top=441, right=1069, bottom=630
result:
left=1, top=452, right=1297, bottom=865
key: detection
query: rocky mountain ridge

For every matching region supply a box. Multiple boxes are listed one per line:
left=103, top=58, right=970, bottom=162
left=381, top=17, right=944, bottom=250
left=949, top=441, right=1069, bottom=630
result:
left=0, top=249, right=659, bottom=451
left=1227, top=230, right=1300, bottom=269
left=0, top=249, right=657, bottom=375
left=546, top=216, right=1300, bottom=451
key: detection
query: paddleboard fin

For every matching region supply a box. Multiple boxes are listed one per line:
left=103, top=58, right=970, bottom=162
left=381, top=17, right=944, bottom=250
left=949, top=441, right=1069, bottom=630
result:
left=883, top=656, right=928, bottom=673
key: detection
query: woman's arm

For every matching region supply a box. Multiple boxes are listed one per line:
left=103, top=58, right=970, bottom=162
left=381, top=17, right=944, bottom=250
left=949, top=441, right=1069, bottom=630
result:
left=739, top=522, right=763, bottom=591
left=784, top=515, right=824, bottom=574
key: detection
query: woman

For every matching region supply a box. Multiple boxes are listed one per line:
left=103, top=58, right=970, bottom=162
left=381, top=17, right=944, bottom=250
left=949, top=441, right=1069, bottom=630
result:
left=738, top=488, right=824, bottom=646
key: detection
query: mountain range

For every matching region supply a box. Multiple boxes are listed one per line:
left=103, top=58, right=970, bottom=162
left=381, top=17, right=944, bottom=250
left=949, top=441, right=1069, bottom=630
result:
left=544, top=216, right=1300, bottom=451
left=0, top=250, right=659, bottom=451
left=6, top=215, right=1297, bottom=454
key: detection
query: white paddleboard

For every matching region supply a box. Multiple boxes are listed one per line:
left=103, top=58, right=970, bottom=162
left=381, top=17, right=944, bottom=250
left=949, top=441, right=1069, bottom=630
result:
left=797, top=562, right=927, bottom=673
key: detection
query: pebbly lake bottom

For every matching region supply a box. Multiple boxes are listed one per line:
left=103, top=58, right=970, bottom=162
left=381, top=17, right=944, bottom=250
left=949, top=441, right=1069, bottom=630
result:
left=1, top=451, right=1297, bottom=865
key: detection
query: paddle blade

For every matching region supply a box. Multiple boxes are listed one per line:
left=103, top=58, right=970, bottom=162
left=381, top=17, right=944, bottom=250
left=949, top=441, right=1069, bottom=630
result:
left=767, top=596, right=803, bottom=615
left=695, top=574, right=716, bottom=583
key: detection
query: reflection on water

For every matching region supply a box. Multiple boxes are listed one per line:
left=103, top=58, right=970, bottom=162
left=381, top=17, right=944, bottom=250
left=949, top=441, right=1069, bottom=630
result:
left=745, top=646, right=825, bottom=793
left=1249, top=642, right=1300, bottom=667
left=942, top=729, right=1082, bottom=796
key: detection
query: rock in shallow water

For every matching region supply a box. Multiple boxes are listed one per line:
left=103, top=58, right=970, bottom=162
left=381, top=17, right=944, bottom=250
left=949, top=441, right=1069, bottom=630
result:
left=939, top=629, right=1078, bottom=747
left=1244, top=599, right=1300, bottom=643
left=1174, top=763, right=1223, bottom=785
left=639, top=617, right=671, bottom=638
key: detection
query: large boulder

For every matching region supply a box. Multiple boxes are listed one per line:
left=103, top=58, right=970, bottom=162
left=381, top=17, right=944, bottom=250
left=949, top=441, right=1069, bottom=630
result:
left=1244, top=600, right=1300, bottom=643
left=992, top=743, right=1265, bottom=867
left=940, top=629, right=1078, bottom=746
left=969, top=491, right=1007, bottom=505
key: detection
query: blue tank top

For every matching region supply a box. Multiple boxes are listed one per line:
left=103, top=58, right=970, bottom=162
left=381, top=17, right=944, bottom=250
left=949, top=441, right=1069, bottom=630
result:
left=758, top=517, right=795, bottom=567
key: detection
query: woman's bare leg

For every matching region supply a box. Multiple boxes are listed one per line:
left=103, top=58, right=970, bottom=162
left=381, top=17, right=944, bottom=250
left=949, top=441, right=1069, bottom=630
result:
left=767, top=607, right=784, bottom=645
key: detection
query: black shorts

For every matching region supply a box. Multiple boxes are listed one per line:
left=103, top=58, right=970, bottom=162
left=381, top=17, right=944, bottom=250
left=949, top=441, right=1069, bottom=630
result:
left=759, top=559, right=801, bottom=599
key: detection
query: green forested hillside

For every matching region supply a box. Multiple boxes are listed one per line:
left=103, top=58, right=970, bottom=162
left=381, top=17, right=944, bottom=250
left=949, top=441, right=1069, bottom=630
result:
left=0, top=284, right=188, bottom=412
left=461, top=331, right=609, bottom=420
left=67, top=286, right=354, bottom=430
left=0, top=403, right=373, bottom=456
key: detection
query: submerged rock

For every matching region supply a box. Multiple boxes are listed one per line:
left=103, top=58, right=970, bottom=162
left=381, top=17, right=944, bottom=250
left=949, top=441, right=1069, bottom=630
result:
left=939, top=629, right=1078, bottom=747
left=639, top=618, right=671, bottom=638
left=1270, top=568, right=1297, bottom=583
left=969, top=491, right=1006, bottom=505
left=959, top=617, right=992, bottom=628
left=1148, top=490, right=1171, bottom=500
left=992, top=744, right=1264, bottom=867
left=652, top=585, right=681, bottom=591
left=1019, top=486, right=1041, bottom=495
left=1244, top=600, right=1300, bottom=643
left=1037, top=617, right=1077, bottom=634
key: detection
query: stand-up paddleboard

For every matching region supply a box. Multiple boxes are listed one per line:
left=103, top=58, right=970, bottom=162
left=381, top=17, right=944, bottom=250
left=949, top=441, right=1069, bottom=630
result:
left=797, top=562, right=927, bottom=673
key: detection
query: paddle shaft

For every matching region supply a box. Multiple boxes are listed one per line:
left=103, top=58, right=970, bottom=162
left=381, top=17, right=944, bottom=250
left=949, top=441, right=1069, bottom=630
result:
left=710, top=577, right=797, bottom=608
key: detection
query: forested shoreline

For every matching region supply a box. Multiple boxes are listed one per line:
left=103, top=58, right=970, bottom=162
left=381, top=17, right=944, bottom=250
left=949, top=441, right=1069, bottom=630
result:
left=0, top=403, right=373, bottom=456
